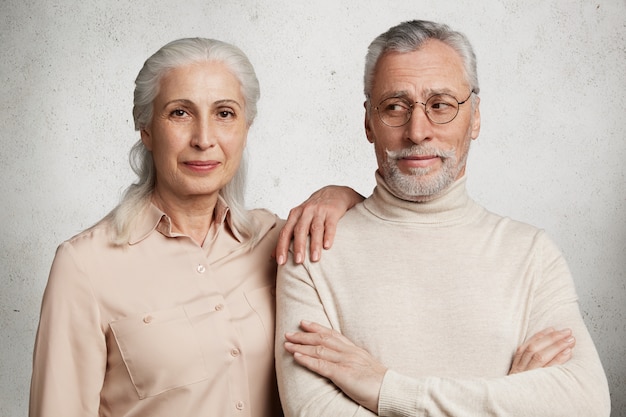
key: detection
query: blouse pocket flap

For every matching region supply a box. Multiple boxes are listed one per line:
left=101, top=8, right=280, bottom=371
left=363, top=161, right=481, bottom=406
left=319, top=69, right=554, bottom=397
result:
left=110, top=306, right=208, bottom=399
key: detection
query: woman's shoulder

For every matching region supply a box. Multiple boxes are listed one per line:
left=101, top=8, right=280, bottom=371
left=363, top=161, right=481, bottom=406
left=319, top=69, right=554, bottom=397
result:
left=247, top=207, right=282, bottom=227
left=61, top=216, right=116, bottom=250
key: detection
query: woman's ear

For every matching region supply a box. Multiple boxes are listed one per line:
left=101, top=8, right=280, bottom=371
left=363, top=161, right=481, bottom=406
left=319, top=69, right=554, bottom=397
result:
left=140, top=128, right=153, bottom=151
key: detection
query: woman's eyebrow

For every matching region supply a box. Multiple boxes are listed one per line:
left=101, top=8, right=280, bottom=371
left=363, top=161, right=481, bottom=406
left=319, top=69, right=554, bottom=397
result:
left=214, top=99, right=243, bottom=108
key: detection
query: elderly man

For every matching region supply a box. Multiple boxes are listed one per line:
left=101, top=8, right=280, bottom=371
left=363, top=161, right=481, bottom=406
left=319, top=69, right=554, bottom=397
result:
left=275, top=20, right=610, bottom=416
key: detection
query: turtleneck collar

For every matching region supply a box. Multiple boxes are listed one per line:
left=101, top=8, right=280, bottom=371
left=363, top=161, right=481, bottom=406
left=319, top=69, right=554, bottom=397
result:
left=362, top=171, right=480, bottom=225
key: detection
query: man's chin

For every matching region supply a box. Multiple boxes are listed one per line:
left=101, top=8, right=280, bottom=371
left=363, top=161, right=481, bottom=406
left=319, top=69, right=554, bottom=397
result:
left=386, top=172, right=455, bottom=202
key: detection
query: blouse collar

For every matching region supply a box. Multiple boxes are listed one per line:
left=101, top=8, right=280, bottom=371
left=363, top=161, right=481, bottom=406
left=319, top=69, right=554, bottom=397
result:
left=128, top=195, right=242, bottom=245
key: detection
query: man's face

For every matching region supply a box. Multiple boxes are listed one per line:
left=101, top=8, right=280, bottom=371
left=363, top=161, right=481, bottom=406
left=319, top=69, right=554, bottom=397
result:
left=365, top=39, right=481, bottom=202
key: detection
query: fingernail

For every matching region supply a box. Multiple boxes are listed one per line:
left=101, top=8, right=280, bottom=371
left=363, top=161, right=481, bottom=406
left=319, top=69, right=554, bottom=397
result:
left=323, top=240, right=330, bottom=249
left=295, top=253, right=303, bottom=264
left=562, top=348, right=572, bottom=355
left=312, top=250, right=319, bottom=262
left=566, top=337, right=575, bottom=344
left=277, top=255, right=284, bottom=265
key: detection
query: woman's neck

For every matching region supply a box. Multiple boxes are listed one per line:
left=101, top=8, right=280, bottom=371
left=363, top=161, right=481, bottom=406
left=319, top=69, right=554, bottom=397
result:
left=150, top=188, right=218, bottom=246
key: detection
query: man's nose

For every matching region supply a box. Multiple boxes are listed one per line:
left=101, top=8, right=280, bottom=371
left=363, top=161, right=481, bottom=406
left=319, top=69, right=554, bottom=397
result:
left=404, top=104, right=433, bottom=144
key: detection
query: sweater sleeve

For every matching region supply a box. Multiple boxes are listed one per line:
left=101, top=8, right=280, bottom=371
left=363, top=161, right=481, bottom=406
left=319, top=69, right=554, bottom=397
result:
left=29, top=242, right=106, bottom=417
left=275, top=254, right=378, bottom=417
left=376, top=233, right=610, bottom=417
left=276, top=233, right=610, bottom=417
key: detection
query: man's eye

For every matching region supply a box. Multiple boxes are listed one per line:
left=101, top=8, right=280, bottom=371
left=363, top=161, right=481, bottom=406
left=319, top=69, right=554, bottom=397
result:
left=383, top=101, right=410, bottom=112
left=430, top=102, right=449, bottom=110
left=427, top=95, right=456, bottom=111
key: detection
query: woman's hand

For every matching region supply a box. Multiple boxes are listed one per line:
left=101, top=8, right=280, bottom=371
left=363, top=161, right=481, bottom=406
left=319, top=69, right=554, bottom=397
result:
left=283, top=320, right=386, bottom=414
left=509, top=327, right=576, bottom=374
left=275, top=186, right=364, bottom=265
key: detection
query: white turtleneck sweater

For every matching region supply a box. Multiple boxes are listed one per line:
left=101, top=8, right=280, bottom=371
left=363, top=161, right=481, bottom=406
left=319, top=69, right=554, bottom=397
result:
left=275, top=173, right=610, bottom=417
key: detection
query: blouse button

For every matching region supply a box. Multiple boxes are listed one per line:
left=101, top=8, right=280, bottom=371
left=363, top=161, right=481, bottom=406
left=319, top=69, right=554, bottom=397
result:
left=235, top=400, right=245, bottom=410
left=215, top=304, right=224, bottom=311
left=142, top=315, right=153, bottom=324
left=196, top=264, right=206, bottom=274
left=230, top=348, right=240, bottom=357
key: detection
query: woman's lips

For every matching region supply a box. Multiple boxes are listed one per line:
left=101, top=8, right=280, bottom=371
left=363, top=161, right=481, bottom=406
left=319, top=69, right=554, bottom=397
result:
left=184, top=160, right=220, bottom=172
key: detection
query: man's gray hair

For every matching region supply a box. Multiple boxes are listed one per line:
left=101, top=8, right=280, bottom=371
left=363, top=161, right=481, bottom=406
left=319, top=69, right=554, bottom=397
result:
left=364, top=20, right=480, bottom=103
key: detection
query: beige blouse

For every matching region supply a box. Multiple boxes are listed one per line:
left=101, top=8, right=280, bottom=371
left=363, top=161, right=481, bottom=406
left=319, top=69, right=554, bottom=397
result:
left=30, top=199, right=284, bottom=417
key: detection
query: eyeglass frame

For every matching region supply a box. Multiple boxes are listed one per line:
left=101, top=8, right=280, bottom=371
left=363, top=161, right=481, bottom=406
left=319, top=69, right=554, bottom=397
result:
left=373, top=89, right=476, bottom=127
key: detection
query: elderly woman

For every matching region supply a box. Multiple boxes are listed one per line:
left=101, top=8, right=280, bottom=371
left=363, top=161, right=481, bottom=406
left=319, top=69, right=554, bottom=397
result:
left=29, top=38, right=361, bottom=417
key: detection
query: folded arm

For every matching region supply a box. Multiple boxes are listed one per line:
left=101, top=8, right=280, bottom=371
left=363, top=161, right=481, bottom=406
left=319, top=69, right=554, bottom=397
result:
left=275, top=235, right=610, bottom=417
left=283, top=321, right=577, bottom=413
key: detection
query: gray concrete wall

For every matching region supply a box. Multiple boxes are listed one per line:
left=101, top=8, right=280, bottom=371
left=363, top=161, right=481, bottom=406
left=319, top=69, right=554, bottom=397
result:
left=1, top=1, right=624, bottom=415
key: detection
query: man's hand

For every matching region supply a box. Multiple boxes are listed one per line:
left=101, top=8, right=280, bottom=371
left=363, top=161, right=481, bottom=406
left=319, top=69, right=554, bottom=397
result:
left=274, top=186, right=364, bottom=265
left=284, top=320, right=386, bottom=414
left=509, top=327, right=576, bottom=374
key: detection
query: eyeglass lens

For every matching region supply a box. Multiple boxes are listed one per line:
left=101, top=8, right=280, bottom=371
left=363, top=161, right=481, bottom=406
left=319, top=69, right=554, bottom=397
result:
left=377, top=94, right=462, bottom=126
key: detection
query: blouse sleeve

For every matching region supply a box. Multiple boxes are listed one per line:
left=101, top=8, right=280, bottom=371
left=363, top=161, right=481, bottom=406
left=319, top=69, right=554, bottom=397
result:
left=29, top=241, right=107, bottom=417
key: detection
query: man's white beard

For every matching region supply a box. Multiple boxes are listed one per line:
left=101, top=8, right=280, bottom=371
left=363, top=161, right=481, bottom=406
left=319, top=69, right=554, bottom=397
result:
left=382, top=144, right=468, bottom=202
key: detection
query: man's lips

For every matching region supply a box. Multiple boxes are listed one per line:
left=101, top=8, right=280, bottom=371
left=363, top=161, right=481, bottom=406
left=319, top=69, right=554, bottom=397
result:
left=398, top=154, right=440, bottom=168
left=401, top=155, right=438, bottom=161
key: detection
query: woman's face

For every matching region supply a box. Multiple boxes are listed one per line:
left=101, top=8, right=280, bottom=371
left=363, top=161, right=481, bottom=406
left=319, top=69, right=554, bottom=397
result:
left=141, top=61, right=249, bottom=205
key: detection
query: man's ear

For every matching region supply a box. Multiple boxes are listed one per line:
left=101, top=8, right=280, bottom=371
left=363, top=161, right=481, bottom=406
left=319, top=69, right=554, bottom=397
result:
left=470, top=96, right=481, bottom=140
left=140, top=128, right=153, bottom=151
left=364, top=101, right=374, bottom=144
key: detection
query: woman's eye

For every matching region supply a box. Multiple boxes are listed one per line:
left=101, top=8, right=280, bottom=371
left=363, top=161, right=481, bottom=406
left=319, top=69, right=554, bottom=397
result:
left=217, top=109, right=236, bottom=119
left=171, top=109, right=188, bottom=117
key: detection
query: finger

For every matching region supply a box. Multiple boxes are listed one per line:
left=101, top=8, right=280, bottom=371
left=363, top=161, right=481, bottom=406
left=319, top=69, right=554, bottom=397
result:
left=510, top=328, right=574, bottom=373
left=526, top=335, right=576, bottom=370
left=291, top=208, right=315, bottom=264
left=511, top=328, right=553, bottom=372
left=299, top=320, right=356, bottom=346
left=321, top=214, right=338, bottom=250
left=284, top=329, right=346, bottom=349
left=291, top=349, right=338, bottom=381
left=545, top=343, right=574, bottom=367
left=284, top=341, right=344, bottom=363
left=307, top=216, right=325, bottom=262
left=276, top=207, right=302, bottom=265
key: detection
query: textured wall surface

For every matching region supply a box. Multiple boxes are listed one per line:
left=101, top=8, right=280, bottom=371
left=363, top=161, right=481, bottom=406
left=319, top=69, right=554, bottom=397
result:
left=1, top=1, right=624, bottom=415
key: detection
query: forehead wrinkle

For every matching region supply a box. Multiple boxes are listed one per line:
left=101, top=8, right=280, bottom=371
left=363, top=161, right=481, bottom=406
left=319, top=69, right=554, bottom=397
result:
left=385, top=86, right=466, bottom=101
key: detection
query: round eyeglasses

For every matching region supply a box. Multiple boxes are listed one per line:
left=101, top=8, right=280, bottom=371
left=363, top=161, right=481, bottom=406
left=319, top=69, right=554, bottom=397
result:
left=375, top=90, right=475, bottom=126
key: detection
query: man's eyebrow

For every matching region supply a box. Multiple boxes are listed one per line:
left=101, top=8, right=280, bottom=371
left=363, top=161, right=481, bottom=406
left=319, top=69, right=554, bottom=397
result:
left=381, top=88, right=458, bottom=100
left=423, top=87, right=459, bottom=96
left=380, top=90, right=411, bottom=100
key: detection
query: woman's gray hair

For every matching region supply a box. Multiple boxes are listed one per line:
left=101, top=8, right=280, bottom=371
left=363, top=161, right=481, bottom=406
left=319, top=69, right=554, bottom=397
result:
left=364, top=20, right=480, bottom=108
left=106, top=38, right=261, bottom=246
